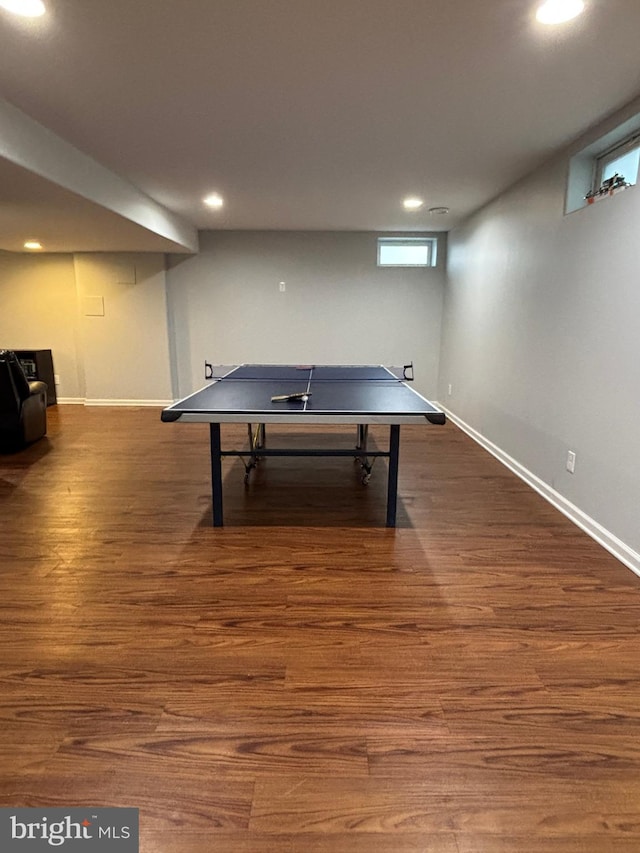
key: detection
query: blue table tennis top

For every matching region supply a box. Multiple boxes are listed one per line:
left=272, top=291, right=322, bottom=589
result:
left=161, top=364, right=446, bottom=425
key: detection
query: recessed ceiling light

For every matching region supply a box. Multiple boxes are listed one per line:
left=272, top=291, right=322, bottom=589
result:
left=203, top=193, right=224, bottom=209
left=0, top=0, right=46, bottom=17
left=403, top=197, right=424, bottom=211
left=535, top=0, right=585, bottom=25
left=428, top=206, right=450, bottom=215
left=24, top=240, right=43, bottom=250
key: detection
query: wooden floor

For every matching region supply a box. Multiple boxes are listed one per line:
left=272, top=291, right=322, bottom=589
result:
left=2, top=405, right=640, bottom=853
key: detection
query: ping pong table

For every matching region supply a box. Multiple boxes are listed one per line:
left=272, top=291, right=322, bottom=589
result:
left=161, top=364, right=445, bottom=527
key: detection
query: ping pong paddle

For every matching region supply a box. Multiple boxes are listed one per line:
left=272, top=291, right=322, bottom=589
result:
left=271, top=392, right=311, bottom=402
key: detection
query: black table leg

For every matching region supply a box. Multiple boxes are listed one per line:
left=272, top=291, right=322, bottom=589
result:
left=386, top=424, right=400, bottom=527
left=210, top=423, right=224, bottom=526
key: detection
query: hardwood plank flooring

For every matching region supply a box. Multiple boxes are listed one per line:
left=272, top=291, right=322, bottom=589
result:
left=2, top=404, right=640, bottom=852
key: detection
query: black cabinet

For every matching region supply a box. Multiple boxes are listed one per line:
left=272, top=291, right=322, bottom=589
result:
left=15, top=349, right=57, bottom=406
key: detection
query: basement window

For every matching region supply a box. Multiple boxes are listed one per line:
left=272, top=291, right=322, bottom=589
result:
left=596, top=133, right=640, bottom=188
left=566, top=114, right=640, bottom=213
left=377, top=237, right=437, bottom=267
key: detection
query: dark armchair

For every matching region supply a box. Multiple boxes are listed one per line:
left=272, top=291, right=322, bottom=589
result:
left=0, top=349, right=48, bottom=449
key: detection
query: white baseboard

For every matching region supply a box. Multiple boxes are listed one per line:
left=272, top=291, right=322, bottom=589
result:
left=57, top=398, right=172, bottom=407
left=84, top=399, right=172, bottom=407
left=441, top=406, right=640, bottom=578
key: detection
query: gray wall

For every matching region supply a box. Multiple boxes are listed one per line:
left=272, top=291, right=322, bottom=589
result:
left=0, top=252, right=83, bottom=400
left=439, top=106, right=640, bottom=569
left=167, top=230, right=446, bottom=399
left=74, top=253, right=172, bottom=404
left=1, top=232, right=445, bottom=404
left=0, top=251, right=173, bottom=404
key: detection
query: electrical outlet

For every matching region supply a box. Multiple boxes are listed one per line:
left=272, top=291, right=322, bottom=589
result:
left=447, top=383, right=452, bottom=396
left=566, top=450, right=576, bottom=473
left=279, top=281, right=286, bottom=292
left=54, top=374, right=60, bottom=385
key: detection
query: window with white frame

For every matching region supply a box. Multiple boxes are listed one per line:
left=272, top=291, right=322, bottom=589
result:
left=596, top=132, right=640, bottom=188
left=377, top=237, right=437, bottom=268
left=566, top=115, right=640, bottom=213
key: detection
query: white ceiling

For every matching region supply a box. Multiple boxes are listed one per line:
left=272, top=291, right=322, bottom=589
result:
left=1, top=0, right=640, bottom=253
